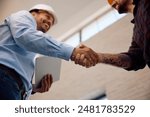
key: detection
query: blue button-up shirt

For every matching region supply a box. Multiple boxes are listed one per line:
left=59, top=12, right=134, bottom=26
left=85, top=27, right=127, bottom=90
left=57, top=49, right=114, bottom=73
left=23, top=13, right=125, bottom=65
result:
left=0, top=10, right=74, bottom=99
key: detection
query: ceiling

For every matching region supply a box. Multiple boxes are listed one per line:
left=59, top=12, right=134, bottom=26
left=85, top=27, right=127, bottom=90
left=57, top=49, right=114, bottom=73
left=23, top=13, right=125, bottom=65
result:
left=0, top=0, right=108, bottom=39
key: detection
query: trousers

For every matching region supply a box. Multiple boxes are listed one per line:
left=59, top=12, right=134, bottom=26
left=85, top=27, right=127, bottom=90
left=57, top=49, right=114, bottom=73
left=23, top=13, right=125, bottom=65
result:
left=0, top=68, right=24, bottom=100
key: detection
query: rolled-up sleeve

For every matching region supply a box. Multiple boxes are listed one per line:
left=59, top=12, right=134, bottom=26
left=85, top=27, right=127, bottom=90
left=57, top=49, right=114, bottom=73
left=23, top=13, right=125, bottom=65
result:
left=5, top=10, right=74, bottom=60
left=122, top=41, right=146, bottom=71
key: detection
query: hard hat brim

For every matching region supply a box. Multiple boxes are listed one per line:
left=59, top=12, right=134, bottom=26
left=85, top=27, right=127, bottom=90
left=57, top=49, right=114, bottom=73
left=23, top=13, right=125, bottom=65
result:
left=107, top=0, right=114, bottom=5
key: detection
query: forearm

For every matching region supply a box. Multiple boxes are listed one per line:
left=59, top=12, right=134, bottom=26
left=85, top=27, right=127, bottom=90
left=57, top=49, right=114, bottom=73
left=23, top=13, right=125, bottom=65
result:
left=98, top=53, right=132, bottom=69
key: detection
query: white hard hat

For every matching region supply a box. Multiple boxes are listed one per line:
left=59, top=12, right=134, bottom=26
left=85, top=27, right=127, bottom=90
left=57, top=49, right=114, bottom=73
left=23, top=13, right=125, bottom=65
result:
left=30, top=4, right=57, bottom=25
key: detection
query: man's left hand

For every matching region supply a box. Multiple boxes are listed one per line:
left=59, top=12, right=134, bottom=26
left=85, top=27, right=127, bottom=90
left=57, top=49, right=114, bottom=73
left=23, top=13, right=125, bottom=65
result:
left=33, top=74, right=53, bottom=93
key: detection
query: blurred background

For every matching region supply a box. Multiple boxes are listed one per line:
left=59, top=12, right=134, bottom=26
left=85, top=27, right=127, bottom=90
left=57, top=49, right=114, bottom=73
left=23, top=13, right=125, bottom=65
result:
left=1, top=0, right=150, bottom=100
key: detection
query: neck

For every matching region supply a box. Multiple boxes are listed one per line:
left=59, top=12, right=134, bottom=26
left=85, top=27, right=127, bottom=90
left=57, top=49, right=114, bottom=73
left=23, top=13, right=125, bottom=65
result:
left=128, top=4, right=135, bottom=13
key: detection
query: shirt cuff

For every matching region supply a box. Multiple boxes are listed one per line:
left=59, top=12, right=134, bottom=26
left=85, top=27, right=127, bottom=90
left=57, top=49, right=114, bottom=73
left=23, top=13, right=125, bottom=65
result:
left=60, top=43, right=74, bottom=61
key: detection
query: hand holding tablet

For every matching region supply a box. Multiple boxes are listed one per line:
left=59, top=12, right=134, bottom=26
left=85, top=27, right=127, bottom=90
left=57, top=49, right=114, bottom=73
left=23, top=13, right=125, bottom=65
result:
left=34, top=56, right=61, bottom=88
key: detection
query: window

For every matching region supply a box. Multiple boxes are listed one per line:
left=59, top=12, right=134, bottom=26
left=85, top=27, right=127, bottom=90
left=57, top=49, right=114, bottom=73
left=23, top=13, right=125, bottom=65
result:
left=81, top=10, right=126, bottom=42
left=65, top=33, right=80, bottom=47
left=65, top=10, right=126, bottom=46
left=82, top=21, right=99, bottom=42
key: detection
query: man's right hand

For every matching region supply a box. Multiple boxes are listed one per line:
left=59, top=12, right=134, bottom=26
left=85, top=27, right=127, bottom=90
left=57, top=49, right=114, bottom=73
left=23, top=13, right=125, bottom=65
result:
left=71, top=44, right=99, bottom=68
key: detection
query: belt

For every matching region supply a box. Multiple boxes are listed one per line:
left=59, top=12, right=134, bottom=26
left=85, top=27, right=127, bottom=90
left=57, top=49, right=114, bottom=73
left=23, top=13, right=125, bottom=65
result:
left=0, top=64, right=25, bottom=99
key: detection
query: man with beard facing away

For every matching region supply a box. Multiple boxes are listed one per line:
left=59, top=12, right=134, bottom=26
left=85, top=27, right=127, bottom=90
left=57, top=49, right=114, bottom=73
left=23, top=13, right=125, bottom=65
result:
left=85, top=0, right=150, bottom=71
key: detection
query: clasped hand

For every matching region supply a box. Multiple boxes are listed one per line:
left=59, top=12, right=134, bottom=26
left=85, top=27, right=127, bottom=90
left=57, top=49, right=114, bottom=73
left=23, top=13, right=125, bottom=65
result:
left=71, top=44, right=99, bottom=68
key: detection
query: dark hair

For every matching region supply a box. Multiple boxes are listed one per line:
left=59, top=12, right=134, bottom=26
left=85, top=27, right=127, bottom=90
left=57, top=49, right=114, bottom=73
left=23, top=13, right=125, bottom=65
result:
left=29, top=9, right=40, bottom=13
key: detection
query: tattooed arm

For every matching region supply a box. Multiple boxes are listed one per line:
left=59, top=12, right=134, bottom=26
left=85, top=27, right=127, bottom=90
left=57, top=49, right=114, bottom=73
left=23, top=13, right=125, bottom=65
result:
left=98, top=53, right=132, bottom=69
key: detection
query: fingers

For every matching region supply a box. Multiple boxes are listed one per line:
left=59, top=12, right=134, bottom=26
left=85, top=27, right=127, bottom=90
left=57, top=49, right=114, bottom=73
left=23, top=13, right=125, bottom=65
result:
left=35, top=74, right=53, bottom=93
left=72, top=45, right=99, bottom=68
left=81, top=45, right=99, bottom=65
left=74, top=53, right=87, bottom=65
left=76, top=55, right=91, bottom=68
left=82, top=58, right=91, bottom=68
left=45, top=74, right=53, bottom=90
left=88, top=50, right=99, bottom=65
left=79, top=44, right=85, bottom=48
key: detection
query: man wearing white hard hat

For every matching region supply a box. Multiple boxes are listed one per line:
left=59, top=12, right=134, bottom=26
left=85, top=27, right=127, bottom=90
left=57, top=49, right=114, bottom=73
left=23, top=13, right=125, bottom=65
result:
left=29, top=4, right=58, bottom=32
left=0, top=4, right=99, bottom=100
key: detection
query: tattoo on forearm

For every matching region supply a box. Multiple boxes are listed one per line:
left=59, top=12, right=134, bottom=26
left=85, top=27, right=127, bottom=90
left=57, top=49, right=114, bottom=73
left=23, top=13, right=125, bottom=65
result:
left=100, top=54, right=131, bottom=69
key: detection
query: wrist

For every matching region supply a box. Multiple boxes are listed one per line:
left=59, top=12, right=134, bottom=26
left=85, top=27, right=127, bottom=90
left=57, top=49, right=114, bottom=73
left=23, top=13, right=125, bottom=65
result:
left=70, top=48, right=76, bottom=61
left=98, top=53, right=102, bottom=63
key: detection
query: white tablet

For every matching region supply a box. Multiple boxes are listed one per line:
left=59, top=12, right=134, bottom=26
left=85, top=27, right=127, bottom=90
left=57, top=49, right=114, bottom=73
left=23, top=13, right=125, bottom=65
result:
left=34, top=56, right=61, bottom=88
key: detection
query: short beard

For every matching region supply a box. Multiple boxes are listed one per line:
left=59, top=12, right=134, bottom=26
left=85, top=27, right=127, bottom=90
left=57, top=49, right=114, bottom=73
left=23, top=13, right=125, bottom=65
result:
left=37, top=26, right=46, bottom=33
left=118, top=0, right=130, bottom=14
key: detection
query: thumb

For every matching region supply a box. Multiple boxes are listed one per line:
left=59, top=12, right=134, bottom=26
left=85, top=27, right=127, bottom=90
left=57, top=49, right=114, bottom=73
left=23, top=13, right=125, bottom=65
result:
left=79, top=44, right=86, bottom=48
left=33, top=88, right=42, bottom=93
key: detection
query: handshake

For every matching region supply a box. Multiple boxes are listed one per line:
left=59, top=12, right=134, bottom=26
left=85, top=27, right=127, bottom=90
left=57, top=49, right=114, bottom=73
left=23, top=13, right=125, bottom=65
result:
left=71, top=44, right=99, bottom=68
